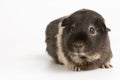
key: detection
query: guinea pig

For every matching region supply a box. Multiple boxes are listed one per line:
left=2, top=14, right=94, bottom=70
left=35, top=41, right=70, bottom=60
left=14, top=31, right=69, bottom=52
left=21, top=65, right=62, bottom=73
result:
left=45, top=9, right=113, bottom=71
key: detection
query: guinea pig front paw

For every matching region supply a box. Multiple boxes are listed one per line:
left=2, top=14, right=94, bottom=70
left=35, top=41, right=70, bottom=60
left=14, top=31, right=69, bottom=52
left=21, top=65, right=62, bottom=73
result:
left=66, top=63, right=81, bottom=71
left=101, top=62, right=113, bottom=68
left=72, top=65, right=81, bottom=71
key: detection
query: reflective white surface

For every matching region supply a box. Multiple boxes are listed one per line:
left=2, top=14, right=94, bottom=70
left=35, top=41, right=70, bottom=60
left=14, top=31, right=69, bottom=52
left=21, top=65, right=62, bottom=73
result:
left=0, top=0, right=120, bottom=80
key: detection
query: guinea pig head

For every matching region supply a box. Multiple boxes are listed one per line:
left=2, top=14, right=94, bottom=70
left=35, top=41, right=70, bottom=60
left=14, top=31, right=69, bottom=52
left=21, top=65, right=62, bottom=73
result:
left=61, top=9, right=111, bottom=61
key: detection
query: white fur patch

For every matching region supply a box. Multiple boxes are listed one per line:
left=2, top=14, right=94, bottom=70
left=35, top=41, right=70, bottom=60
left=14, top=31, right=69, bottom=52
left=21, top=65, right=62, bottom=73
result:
left=87, top=53, right=101, bottom=62
left=56, top=21, right=68, bottom=65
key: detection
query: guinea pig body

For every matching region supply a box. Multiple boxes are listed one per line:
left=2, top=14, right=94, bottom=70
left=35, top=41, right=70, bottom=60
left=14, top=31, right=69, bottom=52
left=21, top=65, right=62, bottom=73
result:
left=45, top=9, right=112, bottom=71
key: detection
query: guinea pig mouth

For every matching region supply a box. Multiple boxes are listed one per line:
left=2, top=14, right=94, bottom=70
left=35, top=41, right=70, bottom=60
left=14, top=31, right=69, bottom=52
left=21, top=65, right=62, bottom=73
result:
left=71, top=53, right=87, bottom=59
left=78, top=55, right=87, bottom=59
left=70, top=54, right=88, bottom=64
left=70, top=52, right=101, bottom=63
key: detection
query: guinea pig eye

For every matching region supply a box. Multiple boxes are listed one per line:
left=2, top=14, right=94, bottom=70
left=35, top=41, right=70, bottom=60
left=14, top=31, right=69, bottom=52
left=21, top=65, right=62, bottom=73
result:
left=89, top=27, right=95, bottom=34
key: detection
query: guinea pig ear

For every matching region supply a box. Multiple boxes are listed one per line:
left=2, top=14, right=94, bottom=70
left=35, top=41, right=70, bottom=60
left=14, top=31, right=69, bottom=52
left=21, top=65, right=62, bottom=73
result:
left=61, top=17, right=72, bottom=27
left=95, top=18, right=111, bottom=32
left=106, top=27, right=111, bottom=32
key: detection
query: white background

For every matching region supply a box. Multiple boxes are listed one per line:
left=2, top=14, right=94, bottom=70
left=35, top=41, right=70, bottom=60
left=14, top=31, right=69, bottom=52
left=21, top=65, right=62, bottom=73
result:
left=0, top=0, right=120, bottom=80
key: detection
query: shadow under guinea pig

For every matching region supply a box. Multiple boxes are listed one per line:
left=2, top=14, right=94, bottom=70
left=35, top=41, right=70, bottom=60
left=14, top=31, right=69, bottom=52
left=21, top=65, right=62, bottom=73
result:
left=37, top=53, right=69, bottom=72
